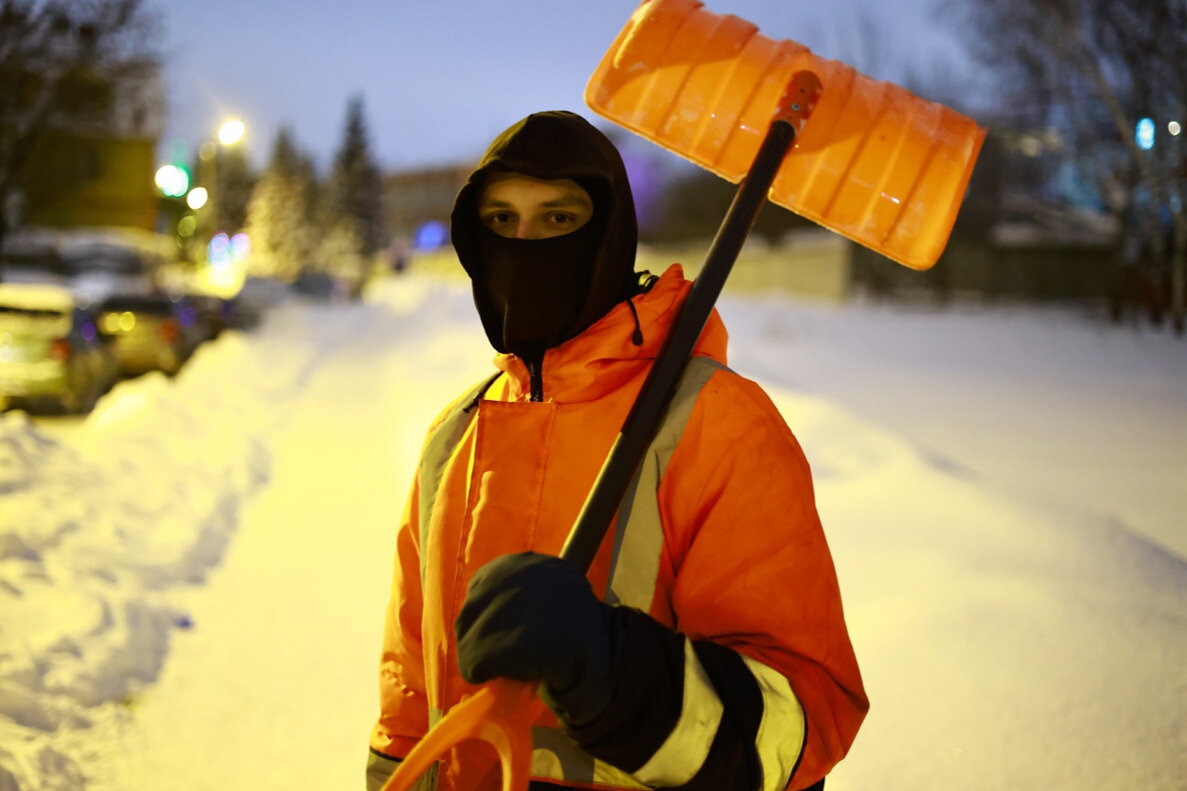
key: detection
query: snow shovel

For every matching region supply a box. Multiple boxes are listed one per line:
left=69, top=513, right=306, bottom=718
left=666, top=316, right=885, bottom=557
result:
left=587, top=0, right=986, bottom=270
left=381, top=1, right=985, bottom=788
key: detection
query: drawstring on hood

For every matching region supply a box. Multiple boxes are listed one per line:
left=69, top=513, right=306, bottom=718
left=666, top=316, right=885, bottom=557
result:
left=625, top=298, right=643, bottom=346
left=451, top=112, right=639, bottom=359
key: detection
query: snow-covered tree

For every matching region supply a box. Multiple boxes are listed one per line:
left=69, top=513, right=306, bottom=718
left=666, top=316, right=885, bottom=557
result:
left=243, top=127, right=316, bottom=281
left=313, top=216, right=365, bottom=292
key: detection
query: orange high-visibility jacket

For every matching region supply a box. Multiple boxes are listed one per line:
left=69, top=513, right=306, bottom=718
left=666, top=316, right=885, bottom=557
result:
left=370, top=265, right=867, bottom=791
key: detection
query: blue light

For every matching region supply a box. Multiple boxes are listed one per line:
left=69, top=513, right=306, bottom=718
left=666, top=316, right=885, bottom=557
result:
left=413, top=220, right=449, bottom=251
left=1136, top=117, right=1155, bottom=150
left=208, top=232, right=232, bottom=270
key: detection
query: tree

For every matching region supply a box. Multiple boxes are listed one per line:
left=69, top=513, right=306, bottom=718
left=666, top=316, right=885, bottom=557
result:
left=0, top=0, right=156, bottom=253
left=641, top=165, right=811, bottom=245
left=243, top=127, right=317, bottom=281
left=955, top=0, right=1187, bottom=332
left=326, top=95, right=385, bottom=260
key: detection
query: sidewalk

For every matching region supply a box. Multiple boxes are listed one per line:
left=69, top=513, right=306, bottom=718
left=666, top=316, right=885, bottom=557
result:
left=80, top=304, right=460, bottom=790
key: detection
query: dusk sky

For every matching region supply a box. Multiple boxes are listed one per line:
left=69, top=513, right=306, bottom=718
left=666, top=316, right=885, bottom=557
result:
left=150, top=0, right=977, bottom=174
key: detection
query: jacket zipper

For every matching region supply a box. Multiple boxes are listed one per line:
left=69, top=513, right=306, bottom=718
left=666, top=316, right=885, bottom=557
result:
left=526, top=356, right=544, bottom=402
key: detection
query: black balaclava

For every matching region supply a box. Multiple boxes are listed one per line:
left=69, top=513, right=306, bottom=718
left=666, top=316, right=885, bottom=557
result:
left=451, top=111, right=638, bottom=358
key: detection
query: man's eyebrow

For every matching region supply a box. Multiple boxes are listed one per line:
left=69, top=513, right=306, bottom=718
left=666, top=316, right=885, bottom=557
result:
left=478, top=194, right=592, bottom=210
left=540, top=195, right=593, bottom=209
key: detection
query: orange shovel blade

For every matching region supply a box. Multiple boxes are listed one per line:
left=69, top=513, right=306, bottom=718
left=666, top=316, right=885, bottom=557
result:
left=585, top=0, right=986, bottom=270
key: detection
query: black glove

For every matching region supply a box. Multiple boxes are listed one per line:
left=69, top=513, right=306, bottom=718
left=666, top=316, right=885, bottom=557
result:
left=455, top=551, right=617, bottom=726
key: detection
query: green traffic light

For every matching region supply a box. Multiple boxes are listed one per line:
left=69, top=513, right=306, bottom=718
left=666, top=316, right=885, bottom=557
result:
left=154, top=163, right=191, bottom=197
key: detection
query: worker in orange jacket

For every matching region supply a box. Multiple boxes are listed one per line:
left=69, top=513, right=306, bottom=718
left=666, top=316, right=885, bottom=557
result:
left=367, top=111, right=867, bottom=791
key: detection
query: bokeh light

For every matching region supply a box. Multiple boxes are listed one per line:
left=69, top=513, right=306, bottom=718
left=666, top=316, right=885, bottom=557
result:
left=218, top=119, right=246, bottom=146
left=413, top=220, right=449, bottom=250
left=1135, top=117, right=1155, bottom=150
left=186, top=187, right=209, bottom=210
left=208, top=232, right=231, bottom=270
left=154, top=164, right=190, bottom=197
left=230, top=232, right=250, bottom=261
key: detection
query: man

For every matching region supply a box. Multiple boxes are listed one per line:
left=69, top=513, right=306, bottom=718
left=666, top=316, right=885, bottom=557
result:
left=368, top=111, right=867, bottom=791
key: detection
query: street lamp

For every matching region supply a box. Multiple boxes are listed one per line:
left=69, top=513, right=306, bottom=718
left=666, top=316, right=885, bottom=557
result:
left=190, top=119, right=251, bottom=296
left=218, top=118, right=246, bottom=146
left=198, top=117, right=246, bottom=237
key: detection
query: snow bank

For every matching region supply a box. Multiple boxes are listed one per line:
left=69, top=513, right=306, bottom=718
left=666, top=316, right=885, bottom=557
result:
left=771, top=388, right=1187, bottom=789
left=0, top=296, right=381, bottom=788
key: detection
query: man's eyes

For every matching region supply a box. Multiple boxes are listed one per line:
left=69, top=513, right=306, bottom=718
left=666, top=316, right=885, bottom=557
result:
left=480, top=208, right=589, bottom=236
left=483, top=211, right=514, bottom=227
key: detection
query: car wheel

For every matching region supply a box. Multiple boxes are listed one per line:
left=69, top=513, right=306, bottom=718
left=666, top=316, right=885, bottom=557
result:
left=77, top=381, right=101, bottom=414
left=59, top=388, right=81, bottom=415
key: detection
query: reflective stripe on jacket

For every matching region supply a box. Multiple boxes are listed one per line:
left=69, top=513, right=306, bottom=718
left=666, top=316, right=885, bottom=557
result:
left=370, top=265, right=867, bottom=791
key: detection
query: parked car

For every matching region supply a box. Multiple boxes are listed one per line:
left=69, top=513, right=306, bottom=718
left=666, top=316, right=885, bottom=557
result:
left=63, top=243, right=156, bottom=302
left=0, top=283, right=119, bottom=414
left=0, top=244, right=70, bottom=287
left=2, top=238, right=159, bottom=300
left=291, top=271, right=344, bottom=301
left=238, top=276, right=290, bottom=310
left=186, top=293, right=261, bottom=339
left=95, top=294, right=204, bottom=376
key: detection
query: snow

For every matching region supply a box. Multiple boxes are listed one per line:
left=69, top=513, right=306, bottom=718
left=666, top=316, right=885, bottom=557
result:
left=1, top=269, right=1184, bottom=790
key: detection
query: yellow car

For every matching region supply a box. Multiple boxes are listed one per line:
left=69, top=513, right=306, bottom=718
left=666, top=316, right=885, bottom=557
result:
left=0, top=283, right=119, bottom=414
left=96, top=293, right=204, bottom=376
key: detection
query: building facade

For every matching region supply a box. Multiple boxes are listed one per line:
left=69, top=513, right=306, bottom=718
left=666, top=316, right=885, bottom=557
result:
left=20, top=60, right=164, bottom=232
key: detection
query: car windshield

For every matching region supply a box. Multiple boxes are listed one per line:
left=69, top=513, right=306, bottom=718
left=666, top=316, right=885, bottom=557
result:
left=98, top=297, right=173, bottom=315
left=64, top=247, right=146, bottom=275
left=0, top=251, right=67, bottom=273
left=0, top=305, right=70, bottom=334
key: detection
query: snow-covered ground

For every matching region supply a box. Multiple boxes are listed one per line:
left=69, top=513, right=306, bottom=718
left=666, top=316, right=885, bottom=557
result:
left=1, top=268, right=1184, bottom=790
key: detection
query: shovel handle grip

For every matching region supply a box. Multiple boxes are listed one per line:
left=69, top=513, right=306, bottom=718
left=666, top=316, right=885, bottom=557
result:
left=379, top=679, right=543, bottom=791
left=775, top=70, right=823, bottom=133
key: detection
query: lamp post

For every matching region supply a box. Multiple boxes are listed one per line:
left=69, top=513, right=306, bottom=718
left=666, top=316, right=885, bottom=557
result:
left=198, top=118, right=246, bottom=240
left=192, top=119, right=253, bottom=296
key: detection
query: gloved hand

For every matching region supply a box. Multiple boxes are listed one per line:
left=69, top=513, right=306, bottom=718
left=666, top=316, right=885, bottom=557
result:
left=455, top=551, right=617, bottom=726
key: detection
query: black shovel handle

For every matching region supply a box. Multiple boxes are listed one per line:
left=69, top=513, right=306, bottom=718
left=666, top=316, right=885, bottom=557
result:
left=561, top=71, right=823, bottom=572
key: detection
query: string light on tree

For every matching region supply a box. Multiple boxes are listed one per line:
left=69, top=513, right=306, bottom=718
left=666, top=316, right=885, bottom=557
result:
left=1135, top=117, right=1155, bottom=150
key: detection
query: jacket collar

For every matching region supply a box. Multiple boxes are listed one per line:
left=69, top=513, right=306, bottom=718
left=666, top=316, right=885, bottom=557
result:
left=492, top=264, right=729, bottom=404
